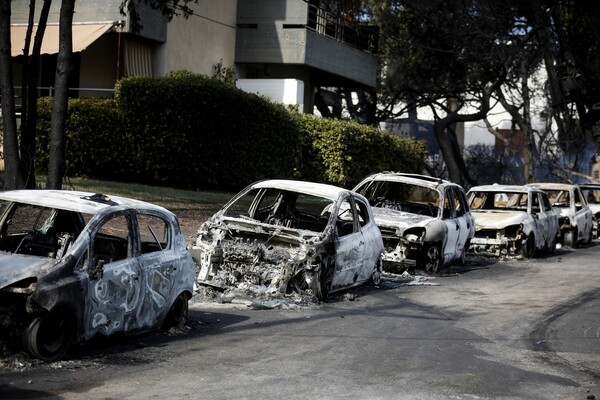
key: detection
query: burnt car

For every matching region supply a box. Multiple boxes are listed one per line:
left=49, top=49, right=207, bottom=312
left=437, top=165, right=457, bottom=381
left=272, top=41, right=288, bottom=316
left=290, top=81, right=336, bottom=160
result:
left=579, top=183, right=600, bottom=238
left=190, top=180, right=384, bottom=301
left=467, top=185, right=559, bottom=257
left=526, top=183, right=593, bottom=247
left=352, top=173, right=474, bottom=274
left=0, top=190, right=195, bottom=361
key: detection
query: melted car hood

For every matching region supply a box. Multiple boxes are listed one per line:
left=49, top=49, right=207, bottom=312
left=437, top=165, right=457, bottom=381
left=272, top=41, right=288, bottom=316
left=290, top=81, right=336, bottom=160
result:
left=472, top=211, right=529, bottom=229
left=0, top=252, right=55, bottom=289
left=371, top=207, right=433, bottom=229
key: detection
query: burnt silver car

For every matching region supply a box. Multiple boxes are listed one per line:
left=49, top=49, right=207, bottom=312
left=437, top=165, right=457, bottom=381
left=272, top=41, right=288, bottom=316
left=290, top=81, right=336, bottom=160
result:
left=0, top=190, right=195, bottom=361
left=353, top=173, right=474, bottom=274
left=467, top=185, right=559, bottom=257
left=579, top=183, right=600, bottom=238
left=527, top=183, right=594, bottom=247
left=190, top=180, right=384, bottom=301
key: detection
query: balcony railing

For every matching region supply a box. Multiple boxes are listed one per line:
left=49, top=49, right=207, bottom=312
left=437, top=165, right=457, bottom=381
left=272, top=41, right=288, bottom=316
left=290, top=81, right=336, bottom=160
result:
left=305, top=3, right=379, bottom=55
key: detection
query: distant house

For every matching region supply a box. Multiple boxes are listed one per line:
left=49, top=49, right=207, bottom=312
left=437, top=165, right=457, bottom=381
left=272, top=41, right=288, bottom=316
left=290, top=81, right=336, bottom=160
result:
left=8, top=0, right=378, bottom=115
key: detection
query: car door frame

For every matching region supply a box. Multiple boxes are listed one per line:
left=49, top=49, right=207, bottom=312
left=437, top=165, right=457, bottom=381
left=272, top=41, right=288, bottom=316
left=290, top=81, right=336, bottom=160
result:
left=531, top=191, right=552, bottom=249
left=133, top=209, right=183, bottom=326
left=572, top=187, right=592, bottom=239
left=330, top=195, right=366, bottom=292
left=80, top=209, right=144, bottom=340
left=441, top=187, right=461, bottom=264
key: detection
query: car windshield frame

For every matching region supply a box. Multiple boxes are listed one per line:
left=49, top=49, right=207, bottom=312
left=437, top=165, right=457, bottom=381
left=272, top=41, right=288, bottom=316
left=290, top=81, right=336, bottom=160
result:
left=469, top=191, right=531, bottom=213
left=222, top=187, right=336, bottom=233
left=354, top=179, right=441, bottom=218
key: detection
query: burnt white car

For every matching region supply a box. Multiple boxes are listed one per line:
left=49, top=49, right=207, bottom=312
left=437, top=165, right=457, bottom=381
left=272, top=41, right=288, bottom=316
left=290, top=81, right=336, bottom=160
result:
left=352, top=173, right=474, bottom=274
left=0, top=190, right=196, bottom=361
left=579, top=183, right=600, bottom=238
left=526, top=183, right=593, bottom=247
left=467, top=185, right=559, bottom=257
left=190, top=180, right=384, bottom=301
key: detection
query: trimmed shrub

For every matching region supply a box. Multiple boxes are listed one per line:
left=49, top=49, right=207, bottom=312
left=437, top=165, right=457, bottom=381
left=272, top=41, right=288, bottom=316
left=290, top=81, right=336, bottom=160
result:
left=115, top=72, right=301, bottom=190
left=297, top=114, right=427, bottom=187
left=35, top=71, right=427, bottom=191
left=36, top=97, right=128, bottom=180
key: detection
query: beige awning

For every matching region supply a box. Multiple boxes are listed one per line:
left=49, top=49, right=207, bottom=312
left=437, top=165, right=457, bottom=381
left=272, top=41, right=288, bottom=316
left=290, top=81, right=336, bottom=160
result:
left=11, top=23, right=114, bottom=57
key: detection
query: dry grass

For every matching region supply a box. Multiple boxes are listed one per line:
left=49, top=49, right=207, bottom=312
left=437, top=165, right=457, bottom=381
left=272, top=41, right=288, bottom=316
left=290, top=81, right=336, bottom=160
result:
left=60, top=177, right=235, bottom=238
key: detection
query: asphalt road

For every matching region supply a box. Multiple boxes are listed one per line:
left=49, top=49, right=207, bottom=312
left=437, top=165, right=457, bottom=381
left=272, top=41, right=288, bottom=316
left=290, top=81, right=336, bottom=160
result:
left=1, top=245, right=599, bottom=400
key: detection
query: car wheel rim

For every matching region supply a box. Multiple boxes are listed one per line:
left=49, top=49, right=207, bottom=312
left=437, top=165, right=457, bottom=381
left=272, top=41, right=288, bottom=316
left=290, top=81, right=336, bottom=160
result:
left=371, top=260, right=382, bottom=285
left=425, top=246, right=440, bottom=274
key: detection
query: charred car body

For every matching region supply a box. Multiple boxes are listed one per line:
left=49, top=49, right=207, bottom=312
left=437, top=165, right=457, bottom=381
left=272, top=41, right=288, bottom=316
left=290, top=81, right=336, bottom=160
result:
left=0, top=190, right=195, bottom=361
left=190, top=180, right=384, bottom=301
left=527, top=183, right=593, bottom=247
left=467, top=185, right=559, bottom=257
left=579, top=183, right=600, bottom=239
left=352, top=173, right=474, bottom=274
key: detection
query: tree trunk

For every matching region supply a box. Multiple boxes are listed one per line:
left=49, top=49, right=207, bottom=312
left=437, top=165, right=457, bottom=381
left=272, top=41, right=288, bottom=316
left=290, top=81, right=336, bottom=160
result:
left=46, top=0, right=75, bottom=190
left=0, top=1, right=25, bottom=189
left=433, top=118, right=463, bottom=184
left=20, top=0, right=52, bottom=189
left=494, top=64, right=537, bottom=184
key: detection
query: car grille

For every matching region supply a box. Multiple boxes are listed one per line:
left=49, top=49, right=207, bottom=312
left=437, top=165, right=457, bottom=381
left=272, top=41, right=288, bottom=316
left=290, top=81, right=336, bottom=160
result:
left=474, top=229, right=497, bottom=239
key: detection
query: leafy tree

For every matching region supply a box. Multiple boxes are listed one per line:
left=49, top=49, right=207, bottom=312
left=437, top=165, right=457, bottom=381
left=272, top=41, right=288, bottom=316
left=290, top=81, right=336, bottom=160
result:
left=362, top=0, right=532, bottom=184
left=356, top=0, right=600, bottom=184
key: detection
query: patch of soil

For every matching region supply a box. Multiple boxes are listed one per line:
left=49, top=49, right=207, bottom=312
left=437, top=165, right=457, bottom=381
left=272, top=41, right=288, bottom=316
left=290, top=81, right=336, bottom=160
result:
left=171, top=206, right=220, bottom=240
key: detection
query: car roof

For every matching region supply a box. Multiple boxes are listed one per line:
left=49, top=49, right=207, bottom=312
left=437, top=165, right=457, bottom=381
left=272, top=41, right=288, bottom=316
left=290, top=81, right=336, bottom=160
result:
left=468, top=184, right=543, bottom=193
left=251, top=180, right=349, bottom=201
left=356, top=172, right=452, bottom=190
left=526, top=183, right=577, bottom=191
left=0, top=190, right=169, bottom=215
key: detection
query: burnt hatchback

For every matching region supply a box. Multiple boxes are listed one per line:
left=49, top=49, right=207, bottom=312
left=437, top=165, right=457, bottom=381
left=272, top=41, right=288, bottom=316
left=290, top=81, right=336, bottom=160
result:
left=467, top=185, right=559, bottom=257
left=0, top=190, right=195, bottom=360
left=353, top=173, right=474, bottom=274
left=190, top=180, right=384, bottom=301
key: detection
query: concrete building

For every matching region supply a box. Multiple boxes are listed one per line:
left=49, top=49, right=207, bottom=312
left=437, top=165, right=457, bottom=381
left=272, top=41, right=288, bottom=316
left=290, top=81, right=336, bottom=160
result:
left=8, top=0, right=378, bottom=114
left=9, top=0, right=237, bottom=102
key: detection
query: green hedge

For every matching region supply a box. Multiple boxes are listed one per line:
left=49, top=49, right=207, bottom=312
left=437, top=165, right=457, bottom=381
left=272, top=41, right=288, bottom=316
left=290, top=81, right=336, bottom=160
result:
left=296, top=114, right=426, bottom=187
left=36, top=97, right=129, bottom=180
left=35, top=72, right=426, bottom=190
left=115, top=71, right=300, bottom=189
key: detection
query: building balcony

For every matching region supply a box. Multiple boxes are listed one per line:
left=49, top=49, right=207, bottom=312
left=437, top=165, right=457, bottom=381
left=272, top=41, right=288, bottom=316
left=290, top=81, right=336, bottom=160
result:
left=235, top=0, right=379, bottom=88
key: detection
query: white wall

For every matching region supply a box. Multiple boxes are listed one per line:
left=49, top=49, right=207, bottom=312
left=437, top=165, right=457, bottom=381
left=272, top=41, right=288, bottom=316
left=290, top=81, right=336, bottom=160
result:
left=154, top=0, right=238, bottom=77
left=236, top=79, right=305, bottom=111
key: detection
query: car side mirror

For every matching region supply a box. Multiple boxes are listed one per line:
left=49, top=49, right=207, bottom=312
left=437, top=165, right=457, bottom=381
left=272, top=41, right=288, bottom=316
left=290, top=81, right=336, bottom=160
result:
left=88, top=258, right=104, bottom=280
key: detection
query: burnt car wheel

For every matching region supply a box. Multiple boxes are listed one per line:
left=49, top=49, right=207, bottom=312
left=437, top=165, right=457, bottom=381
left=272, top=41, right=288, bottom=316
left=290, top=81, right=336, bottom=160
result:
left=547, top=234, right=557, bottom=254
left=563, top=229, right=577, bottom=248
left=459, top=239, right=470, bottom=265
left=520, top=234, right=535, bottom=258
left=22, top=311, right=74, bottom=361
left=371, top=258, right=382, bottom=285
left=311, top=257, right=333, bottom=301
left=162, top=293, right=189, bottom=330
left=423, top=244, right=441, bottom=274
